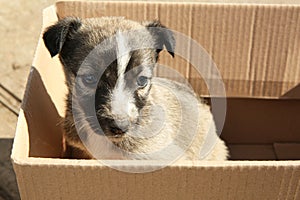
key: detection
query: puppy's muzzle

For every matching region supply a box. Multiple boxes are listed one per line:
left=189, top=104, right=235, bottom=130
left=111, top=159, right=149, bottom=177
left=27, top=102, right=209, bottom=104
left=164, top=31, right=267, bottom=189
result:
left=109, top=119, right=130, bottom=135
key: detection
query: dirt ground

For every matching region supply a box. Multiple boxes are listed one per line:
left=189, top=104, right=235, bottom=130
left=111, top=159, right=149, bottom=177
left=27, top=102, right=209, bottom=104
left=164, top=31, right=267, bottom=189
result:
left=0, top=0, right=55, bottom=138
left=0, top=1, right=55, bottom=199
left=0, top=0, right=56, bottom=137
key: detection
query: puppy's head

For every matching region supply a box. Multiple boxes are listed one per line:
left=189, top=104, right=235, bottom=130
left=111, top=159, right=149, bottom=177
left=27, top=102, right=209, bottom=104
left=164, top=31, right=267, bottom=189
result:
left=43, top=17, right=175, bottom=140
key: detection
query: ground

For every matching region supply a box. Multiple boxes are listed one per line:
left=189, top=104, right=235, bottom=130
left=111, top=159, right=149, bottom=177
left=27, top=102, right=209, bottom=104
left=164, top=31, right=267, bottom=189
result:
left=0, top=1, right=56, bottom=199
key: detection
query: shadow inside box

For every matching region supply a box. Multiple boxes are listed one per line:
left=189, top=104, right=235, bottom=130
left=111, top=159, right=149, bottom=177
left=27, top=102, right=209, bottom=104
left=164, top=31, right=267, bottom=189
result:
left=21, top=67, right=64, bottom=158
left=0, top=139, right=20, bottom=200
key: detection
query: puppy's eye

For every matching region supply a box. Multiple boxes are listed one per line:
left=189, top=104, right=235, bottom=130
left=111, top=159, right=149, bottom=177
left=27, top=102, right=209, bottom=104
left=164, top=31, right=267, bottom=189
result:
left=137, top=76, right=149, bottom=88
left=83, top=74, right=97, bottom=84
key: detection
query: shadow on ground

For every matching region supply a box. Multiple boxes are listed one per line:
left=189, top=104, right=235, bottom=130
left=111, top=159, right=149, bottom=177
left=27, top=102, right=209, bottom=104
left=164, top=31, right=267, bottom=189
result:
left=0, top=139, right=20, bottom=200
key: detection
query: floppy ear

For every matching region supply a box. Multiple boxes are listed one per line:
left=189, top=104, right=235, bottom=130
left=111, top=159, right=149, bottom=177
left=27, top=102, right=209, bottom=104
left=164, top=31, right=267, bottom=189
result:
left=142, top=20, right=175, bottom=57
left=43, top=17, right=82, bottom=57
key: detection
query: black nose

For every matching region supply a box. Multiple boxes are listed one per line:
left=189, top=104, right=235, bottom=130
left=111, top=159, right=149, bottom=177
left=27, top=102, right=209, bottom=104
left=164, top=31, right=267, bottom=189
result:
left=110, top=119, right=130, bottom=134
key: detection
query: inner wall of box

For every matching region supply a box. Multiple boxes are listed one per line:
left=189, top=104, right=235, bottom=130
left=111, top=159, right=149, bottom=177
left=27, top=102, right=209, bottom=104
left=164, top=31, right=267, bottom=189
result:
left=207, top=98, right=300, bottom=160
left=55, top=1, right=300, bottom=98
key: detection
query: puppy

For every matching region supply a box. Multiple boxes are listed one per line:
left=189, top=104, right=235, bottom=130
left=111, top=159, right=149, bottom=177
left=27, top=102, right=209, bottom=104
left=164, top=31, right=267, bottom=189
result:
left=43, top=17, right=228, bottom=161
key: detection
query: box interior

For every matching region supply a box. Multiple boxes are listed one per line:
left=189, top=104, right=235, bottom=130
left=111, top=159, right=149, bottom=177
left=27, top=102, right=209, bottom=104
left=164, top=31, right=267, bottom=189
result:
left=22, top=1, right=300, bottom=160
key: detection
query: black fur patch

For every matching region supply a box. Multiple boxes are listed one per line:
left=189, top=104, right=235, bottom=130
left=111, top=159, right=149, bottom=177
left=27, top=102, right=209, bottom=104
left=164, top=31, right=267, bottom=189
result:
left=43, top=17, right=82, bottom=57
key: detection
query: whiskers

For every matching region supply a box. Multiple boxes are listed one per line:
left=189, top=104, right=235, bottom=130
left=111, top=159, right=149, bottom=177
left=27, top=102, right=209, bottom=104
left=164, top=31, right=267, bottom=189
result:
left=72, top=115, right=103, bottom=135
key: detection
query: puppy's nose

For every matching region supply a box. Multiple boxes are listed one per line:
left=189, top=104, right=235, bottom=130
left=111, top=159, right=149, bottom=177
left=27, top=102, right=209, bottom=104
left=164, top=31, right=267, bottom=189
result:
left=110, top=119, right=130, bottom=134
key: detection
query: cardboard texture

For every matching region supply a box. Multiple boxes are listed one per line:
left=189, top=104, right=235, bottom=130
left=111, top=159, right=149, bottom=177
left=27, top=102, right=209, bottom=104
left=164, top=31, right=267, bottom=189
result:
left=11, top=1, right=300, bottom=199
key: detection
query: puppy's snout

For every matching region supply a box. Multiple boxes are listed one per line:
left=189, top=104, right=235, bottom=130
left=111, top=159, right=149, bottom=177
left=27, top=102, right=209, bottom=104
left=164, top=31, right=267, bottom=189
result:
left=110, top=119, right=130, bottom=134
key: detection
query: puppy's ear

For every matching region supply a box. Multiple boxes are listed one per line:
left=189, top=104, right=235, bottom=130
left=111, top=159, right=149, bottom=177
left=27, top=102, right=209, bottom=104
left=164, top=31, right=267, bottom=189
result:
left=143, top=20, right=175, bottom=57
left=43, top=17, right=82, bottom=57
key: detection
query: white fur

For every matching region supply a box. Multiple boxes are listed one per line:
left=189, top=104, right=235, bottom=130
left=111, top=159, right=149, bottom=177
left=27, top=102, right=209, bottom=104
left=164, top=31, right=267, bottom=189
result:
left=111, top=81, right=138, bottom=120
left=116, top=31, right=131, bottom=76
left=110, top=31, right=138, bottom=121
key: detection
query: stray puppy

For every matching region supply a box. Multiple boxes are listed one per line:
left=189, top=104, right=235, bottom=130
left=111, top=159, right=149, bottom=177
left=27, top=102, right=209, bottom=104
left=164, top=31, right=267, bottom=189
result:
left=43, top=17, right=228, bottom=161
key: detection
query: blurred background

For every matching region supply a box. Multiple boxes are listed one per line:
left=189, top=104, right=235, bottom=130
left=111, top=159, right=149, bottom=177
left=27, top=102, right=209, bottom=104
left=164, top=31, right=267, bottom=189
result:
left=0, top=1, right=56, bottom=199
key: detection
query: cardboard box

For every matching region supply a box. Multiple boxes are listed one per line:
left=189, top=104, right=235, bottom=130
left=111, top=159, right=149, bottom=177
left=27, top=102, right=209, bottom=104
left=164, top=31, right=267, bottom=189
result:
left=11, top=1, right=300, bottom=199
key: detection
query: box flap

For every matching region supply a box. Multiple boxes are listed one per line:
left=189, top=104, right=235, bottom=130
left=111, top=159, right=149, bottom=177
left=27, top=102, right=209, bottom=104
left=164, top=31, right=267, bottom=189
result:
left=11, top=5, right=65, bottom=161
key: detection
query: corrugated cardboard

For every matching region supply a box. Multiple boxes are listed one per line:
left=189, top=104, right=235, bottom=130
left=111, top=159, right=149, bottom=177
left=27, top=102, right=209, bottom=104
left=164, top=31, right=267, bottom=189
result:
left=11, top=1, right=300, bottom=199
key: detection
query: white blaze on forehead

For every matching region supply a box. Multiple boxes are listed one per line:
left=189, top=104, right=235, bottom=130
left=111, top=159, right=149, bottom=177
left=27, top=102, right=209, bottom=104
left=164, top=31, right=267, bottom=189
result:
left=110, top=31, right=138, bottom=120
left=116, top=31, right=131, bottom=76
